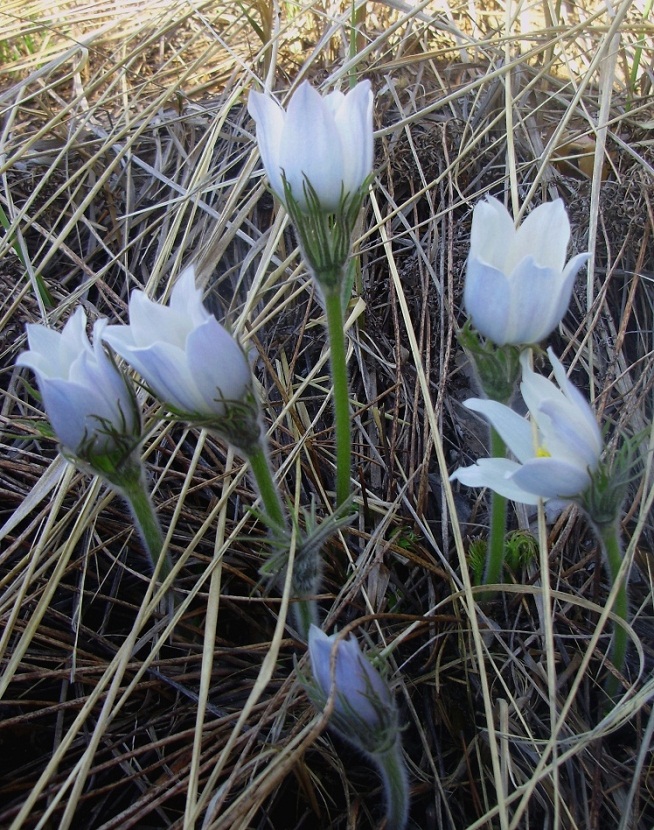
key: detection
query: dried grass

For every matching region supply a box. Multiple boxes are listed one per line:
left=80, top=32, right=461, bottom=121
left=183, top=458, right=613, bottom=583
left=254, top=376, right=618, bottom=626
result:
left=1, top=0, right=653, bottom=827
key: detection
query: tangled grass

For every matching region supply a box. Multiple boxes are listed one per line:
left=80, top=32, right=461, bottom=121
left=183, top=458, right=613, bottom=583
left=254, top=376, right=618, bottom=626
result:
left=1, top=0, right=653, bottom=827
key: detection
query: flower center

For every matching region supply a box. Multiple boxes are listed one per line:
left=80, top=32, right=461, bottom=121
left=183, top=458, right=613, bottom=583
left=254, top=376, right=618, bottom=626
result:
left=536, top=446, right=552, bottom=458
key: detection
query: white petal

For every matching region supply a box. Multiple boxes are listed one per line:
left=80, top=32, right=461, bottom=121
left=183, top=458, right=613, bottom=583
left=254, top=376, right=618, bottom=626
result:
left=280, top=81, right=343, bottom=211
left=510, top=199, right=570, bottom=273
left=128, top=290, right=191, bottom=349
left=520, top=352, right=565, bottom=418
left=451, top=457, right=541, bottom=504
left=248, top=90, right=285, bottom=199
left=463, top=398, right=535, bottom=464
left=333, top=80, right=373, bottom=193
left=469, top=196, right=515, bottom=271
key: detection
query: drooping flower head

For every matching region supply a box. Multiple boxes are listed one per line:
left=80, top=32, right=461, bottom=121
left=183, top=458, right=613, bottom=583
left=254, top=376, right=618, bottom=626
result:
left=307, top=625, right=410, bottom=829
left=464, top=197, right=589, bottom=346
left=451, top=348, right=603, bottom=504
left=307, top=624, right=397, bottom=754
left=248, top=80, right=374, bottom=214
left=17, top=308, right=141, bottom=476
left=102, top=266, right=262, bottom=455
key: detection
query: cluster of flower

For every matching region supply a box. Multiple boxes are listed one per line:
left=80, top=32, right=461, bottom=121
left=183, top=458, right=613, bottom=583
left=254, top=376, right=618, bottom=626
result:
left=17, top=78, right=632, bottom=828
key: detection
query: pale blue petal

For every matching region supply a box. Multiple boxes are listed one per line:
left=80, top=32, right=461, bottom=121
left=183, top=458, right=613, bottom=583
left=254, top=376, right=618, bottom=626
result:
left=511, top=457, right=591, bottom=498
left=546, top=252, right=587, bottom=330
left=505, top=258, right=565, bottom=343
left=186, top=318, right=252, bottom=413
left=41, top=379, right=113, bottom=454
left=308, top=625, right=389, bottom=729
left=464, top=259, right=512, bottom=344
left=538, top=400, right=601, bottom=470
left=113, top=342, right=204, bottom=414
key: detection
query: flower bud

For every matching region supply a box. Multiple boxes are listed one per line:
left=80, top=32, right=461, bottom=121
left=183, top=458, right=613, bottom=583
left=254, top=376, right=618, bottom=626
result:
left=18, top=308, right=141, bottom=477
left=307, top=625, right=410, bottom=829
left=464, top=197, right=588, bottom=346
left=308, top=625, right=398, bottom=755
left=102, top=265, right=262, bottom=455
left=248, top=80, right=373, bottom=214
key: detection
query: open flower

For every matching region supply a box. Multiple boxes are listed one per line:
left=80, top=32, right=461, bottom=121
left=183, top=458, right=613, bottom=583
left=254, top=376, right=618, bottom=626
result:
left=248, top=80, right=373, bottom=214
left=17, top=308, right=141, bottom=472
left=464, top=196, right=588, bottom=346
left=102, top=265, right=261, bottom=453
left=451, top=348, right=603, bottom=504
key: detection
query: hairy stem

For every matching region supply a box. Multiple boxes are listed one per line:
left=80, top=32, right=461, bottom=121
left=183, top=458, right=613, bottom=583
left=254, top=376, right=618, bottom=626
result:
left=597, top=519, right=629, bottom=699
left=483, top=426, right=508, bottom=587
left=374, top=740, right=410, bottom=830
left=118, top=462, right=171, bottom=582
left=247, top=443, right=288, bottom=534
left=324, top=284, right=351, bottom=508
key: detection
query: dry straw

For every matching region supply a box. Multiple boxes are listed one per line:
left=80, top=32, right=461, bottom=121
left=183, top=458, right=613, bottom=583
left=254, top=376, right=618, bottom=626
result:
left=1, top=0, right=653, bottom=828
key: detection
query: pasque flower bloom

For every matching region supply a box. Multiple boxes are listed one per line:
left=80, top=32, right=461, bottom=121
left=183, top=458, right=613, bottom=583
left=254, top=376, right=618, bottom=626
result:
left=102, top=266, right=260, bottom=449
left=451, top=348, right=603, bottom=504
left=248, top=80, right=373, bottom=213
left=308, top=624, right=394, bottom=742
left=464, top=196, right=588, bottom=346
left=307, top=625, right=409, bottom=829
left=18, top=308, right=141, bottom=469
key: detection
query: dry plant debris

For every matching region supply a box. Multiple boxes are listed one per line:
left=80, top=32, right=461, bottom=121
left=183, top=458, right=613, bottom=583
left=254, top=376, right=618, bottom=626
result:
left=1, top=0, right=653, bottom=828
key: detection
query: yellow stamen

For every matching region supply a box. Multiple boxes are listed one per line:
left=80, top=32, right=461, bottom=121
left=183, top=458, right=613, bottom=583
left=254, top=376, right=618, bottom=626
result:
left=536, top=446, right=551, bottom=458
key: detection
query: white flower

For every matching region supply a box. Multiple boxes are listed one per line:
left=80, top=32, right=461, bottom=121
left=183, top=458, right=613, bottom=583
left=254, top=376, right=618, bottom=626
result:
left=451, top=348, right=603, bottom=504
left=308, top=624, right=394, bottom=738
left=464, top=196, right=588, bottom=346
left=102, top=265, right=254, bottom=423
left=17, top=308, right=140, bottom=464
left=248, top=80, right=373, bottom=213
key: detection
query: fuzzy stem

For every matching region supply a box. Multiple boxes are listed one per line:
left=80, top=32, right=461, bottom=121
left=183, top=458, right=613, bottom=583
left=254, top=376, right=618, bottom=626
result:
left=374, top=740, right=410, bottom=830
left=247, top=443, right=288, bottom=534
left=293, top=597, right=318, bottom=641
left=483, top=426, right=508, bottom=587
left=597, top=519, right=628, bottom=698
left=324, top=283, right=351, bottom=508
left=117, top=462, right=171, bottom=582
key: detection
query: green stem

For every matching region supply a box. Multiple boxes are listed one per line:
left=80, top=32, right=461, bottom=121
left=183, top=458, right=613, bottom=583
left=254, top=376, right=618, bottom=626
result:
left=483, top=426, right=508, bottom=587
left=374, top=740, right=410, bottom=830
left=247, top=443, right=288, bottom=534
left=118, top=462, right=171, bottom=582
left=293, top=597, right=317, bottom=641
left=324, top=284, right=351, bottom=508
left=597, top=519, right=628, bottom=699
